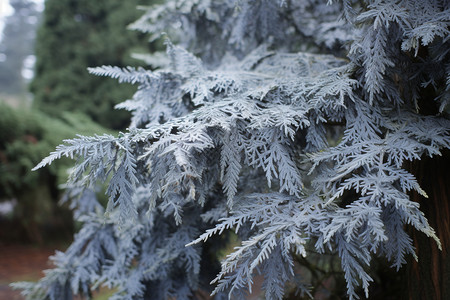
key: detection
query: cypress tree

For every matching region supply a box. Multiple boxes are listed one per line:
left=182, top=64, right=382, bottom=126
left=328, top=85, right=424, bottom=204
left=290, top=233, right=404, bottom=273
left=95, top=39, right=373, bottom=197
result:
left=13, top=1, right=450, bottom=299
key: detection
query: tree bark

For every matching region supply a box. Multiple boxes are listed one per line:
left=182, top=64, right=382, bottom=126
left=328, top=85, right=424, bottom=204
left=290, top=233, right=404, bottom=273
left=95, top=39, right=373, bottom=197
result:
left=406, top=149, right=450, bottom=300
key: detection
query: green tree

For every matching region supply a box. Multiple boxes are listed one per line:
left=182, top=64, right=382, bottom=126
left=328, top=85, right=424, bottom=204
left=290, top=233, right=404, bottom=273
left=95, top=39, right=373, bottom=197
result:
left=0, top=0, right=40, bottom=96
left=0, top=103, right=110, bottom=243
left=31, top=0, right=155, bottom=129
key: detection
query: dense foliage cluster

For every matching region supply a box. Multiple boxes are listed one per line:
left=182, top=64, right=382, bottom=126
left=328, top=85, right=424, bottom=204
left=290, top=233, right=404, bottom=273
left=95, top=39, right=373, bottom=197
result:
left=15, top=0, right=450, bottom=299
left=0, top=103, right=108, bottom=242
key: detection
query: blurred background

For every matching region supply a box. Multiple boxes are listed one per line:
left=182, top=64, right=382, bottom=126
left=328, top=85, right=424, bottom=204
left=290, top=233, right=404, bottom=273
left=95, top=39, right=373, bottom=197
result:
left=0, top=0, right=156, bottom=298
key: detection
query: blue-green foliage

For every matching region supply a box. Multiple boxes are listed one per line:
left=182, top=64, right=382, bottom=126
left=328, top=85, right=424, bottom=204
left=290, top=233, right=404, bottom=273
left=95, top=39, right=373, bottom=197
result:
left=14, top=0, right=450, bottom=299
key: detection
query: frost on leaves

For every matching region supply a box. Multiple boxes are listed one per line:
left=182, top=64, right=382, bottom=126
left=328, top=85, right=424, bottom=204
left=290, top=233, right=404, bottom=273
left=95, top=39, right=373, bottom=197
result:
left=16, top=0, right=450, bottom=299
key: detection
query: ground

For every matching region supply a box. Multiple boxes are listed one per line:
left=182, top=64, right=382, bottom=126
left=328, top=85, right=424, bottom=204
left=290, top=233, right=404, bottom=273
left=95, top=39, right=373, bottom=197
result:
left=0, top=243, right=58, bottom=300
left=0, top=242, right=120, bottom=300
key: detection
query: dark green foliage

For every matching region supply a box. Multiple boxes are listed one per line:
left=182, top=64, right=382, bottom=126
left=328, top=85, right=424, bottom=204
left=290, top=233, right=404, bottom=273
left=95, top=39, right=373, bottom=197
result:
left=0, top=103, right=108, bottom=197
left=0, top=102, right=109, bottom=242
left=30, top=0, right=156, bottom=129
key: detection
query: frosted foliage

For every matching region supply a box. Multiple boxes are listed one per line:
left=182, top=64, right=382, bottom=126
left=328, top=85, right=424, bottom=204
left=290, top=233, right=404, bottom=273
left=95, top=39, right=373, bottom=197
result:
left=13, top=0, right=450, bottom=299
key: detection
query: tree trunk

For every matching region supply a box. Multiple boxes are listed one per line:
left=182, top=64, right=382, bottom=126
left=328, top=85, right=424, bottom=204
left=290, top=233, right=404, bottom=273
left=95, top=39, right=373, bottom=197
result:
left=406, top=149, right=450, bottom=300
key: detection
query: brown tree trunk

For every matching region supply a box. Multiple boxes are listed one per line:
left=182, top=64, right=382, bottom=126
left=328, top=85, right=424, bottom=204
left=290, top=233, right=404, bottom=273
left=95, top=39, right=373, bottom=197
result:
left=406, top=149, right=450, bottom=300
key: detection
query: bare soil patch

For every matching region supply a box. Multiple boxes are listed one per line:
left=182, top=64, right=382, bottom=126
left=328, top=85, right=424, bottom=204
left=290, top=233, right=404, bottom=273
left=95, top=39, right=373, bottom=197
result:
left=0, top=243, right=61, bottom=300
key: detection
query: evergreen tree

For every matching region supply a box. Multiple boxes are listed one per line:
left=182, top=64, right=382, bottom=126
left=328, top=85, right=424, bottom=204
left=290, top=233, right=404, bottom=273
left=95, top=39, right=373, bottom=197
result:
left=14, top=0, right=450, bottom=299
left=30, top=0, right=155, bottom=129
left=0, top=103, right=110, bottom=243
left=0, top=0, right=40, bottom=95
